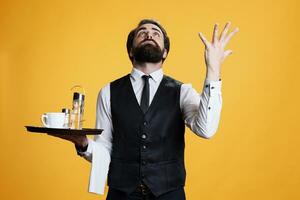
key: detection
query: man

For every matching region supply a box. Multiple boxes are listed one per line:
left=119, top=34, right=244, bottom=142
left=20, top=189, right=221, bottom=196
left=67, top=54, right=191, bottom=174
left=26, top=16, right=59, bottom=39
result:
left=51, top=19, right=238, bottom=200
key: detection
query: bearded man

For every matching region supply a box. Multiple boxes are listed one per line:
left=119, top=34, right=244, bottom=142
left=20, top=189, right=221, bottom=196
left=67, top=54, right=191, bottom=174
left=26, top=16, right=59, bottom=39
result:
left=51, top=19, right=238, bottom=200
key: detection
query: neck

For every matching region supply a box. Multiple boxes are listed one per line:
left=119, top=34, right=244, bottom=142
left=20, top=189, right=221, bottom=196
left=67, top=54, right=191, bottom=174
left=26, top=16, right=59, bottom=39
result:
left=133, top=61, right=163, bottom=75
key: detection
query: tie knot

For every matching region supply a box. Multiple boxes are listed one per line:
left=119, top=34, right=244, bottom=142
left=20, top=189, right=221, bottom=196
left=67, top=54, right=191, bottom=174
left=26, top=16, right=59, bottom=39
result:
left=142, top=75, right=151, bottom=82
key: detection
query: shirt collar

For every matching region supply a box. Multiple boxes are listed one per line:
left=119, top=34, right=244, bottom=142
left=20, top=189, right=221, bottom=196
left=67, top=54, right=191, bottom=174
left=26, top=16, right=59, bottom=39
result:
left=130, top=67, right=163, bottom=83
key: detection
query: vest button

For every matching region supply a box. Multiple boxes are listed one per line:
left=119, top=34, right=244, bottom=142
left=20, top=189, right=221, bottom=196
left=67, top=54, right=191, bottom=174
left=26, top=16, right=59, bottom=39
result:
left=142, top=145, right=147, bottom=149
left=143, top=121, right=147, bottom=126
left=141, top=134, right=147, bottom=139
left=142, top=161, right=147, bottom=165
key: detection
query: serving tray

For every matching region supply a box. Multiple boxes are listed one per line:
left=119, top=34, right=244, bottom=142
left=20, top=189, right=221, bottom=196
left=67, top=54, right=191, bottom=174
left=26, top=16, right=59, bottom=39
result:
left=25, top=126, right=103, bottom=135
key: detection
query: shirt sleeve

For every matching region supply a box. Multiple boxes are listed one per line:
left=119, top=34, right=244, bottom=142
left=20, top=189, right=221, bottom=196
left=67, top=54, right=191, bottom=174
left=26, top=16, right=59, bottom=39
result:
left=180, top=79, right=223, bottom=139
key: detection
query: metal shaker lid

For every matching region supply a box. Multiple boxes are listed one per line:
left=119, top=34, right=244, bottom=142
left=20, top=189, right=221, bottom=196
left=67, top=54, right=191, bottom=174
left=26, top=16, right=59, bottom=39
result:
left=62, top=108, right=70, bottom=113
left=73, top=92, right=85, bottom=101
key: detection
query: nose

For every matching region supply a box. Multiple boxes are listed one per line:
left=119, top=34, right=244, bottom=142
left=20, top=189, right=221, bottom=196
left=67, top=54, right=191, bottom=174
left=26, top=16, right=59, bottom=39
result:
left=145, top=32, right=152, bottom=39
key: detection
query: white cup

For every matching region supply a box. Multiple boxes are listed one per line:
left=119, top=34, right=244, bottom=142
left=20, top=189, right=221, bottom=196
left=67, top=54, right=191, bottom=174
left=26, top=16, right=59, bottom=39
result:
left=41, top=112, right=66, bottom=128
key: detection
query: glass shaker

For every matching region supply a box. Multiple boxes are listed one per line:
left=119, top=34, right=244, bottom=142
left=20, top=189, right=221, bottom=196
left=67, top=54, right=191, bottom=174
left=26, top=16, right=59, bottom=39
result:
left=69, top=85, right=85, bottom=130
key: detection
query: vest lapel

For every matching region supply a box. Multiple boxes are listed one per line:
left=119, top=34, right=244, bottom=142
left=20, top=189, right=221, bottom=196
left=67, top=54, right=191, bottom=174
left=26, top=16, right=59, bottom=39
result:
left=145, top=76, right=167, bottom=115
left=126, top=74, right=143, bottom=115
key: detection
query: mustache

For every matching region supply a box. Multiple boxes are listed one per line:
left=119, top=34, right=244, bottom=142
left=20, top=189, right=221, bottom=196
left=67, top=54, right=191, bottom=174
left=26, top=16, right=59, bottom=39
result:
left=140, top=39, right=159, bottom=46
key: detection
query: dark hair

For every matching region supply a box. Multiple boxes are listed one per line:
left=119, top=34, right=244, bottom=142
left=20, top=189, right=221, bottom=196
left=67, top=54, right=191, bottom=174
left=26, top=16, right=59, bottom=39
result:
left=126, top=19, right=170, bottom=62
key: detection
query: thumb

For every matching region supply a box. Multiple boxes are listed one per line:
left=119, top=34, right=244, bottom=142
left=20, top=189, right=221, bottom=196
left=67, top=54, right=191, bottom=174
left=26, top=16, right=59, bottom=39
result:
left=223, top=50, right=233, bottom=60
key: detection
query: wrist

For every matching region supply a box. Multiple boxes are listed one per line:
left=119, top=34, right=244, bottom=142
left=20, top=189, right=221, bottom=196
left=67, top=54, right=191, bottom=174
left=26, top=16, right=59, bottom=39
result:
left=206, top=69, right=221, bottom=81
left=74, top=137, right=88, bottom=150
left=75, top=142, right=88, bottom=152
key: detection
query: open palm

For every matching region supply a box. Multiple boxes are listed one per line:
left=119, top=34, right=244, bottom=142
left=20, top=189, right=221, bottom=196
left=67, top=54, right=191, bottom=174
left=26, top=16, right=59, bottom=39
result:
left=198, top=22, right=239, bottom=74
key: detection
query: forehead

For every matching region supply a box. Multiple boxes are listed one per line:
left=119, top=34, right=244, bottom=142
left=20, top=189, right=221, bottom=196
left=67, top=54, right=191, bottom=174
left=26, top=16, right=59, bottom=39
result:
left=135, top=23, right=163, bottom=34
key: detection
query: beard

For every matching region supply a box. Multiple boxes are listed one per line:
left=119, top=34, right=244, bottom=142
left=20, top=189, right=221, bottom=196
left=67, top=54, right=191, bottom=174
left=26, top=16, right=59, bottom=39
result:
left=132, top=41, right=164, bottom=63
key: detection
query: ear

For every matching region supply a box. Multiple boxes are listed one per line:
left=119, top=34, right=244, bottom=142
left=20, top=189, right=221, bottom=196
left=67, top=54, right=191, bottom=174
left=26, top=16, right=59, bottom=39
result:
left=129, top=48, right=133, bottom=57
left=162, top=49, right=167, bottom=59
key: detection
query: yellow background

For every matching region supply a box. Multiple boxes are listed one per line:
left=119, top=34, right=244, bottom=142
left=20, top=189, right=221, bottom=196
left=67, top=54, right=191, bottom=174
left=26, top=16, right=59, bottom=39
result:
left=0, top=0, right=299, bottom=199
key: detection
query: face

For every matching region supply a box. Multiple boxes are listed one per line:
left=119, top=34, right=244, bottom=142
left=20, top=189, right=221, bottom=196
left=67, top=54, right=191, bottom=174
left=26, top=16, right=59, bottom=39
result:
left=130, top=23, right=167, bottom=63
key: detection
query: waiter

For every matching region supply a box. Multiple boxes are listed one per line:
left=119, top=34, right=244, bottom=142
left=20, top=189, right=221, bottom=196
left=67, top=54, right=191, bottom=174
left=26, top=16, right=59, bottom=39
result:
left=50, top=19, right=238, bottom=200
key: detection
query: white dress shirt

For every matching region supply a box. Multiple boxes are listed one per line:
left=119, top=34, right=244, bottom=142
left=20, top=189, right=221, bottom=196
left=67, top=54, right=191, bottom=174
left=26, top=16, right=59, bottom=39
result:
left=80, top=67, right=222, bottom=195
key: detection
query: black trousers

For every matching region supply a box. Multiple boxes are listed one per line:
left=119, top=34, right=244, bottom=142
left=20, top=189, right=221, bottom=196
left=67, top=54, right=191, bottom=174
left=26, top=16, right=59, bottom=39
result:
left=106, top=187, right=186, bottom=200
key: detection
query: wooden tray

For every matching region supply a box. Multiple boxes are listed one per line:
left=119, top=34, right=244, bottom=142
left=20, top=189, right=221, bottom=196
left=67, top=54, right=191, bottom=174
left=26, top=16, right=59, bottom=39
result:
left=25, top=126, right=103, bottom=135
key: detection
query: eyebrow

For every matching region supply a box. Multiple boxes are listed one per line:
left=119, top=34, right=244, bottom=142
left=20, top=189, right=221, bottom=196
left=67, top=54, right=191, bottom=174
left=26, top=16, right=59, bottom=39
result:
left=136, top=27, right=163, bottom=35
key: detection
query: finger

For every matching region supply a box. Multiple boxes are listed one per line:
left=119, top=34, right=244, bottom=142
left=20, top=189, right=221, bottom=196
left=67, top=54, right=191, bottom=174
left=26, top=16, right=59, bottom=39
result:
left=198, top=32, right=211, bottom=48
left=212, top=23, right=219, bottom=44
left=223, top=50, right=233, bottom=59
left=223, top=27, right=239, bottom=47
left=47, top=133, right=74, bottom=141
left=48, top=133, right=66, bottom=139
left=220, top=21, right=231, bottom=42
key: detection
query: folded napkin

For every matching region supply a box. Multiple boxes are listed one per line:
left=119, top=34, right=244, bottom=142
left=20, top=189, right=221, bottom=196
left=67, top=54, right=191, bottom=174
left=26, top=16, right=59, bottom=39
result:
left=87, top=139, right=111, bottom=195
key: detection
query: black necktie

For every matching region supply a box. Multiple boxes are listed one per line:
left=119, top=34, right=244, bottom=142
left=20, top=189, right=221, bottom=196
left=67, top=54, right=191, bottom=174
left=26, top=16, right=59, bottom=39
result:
left=141, top=75, right=150, bottom=113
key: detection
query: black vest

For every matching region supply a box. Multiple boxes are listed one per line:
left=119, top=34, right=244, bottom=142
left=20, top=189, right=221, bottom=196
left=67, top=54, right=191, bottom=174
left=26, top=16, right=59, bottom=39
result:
left=108, top=74, right=186, bottom=197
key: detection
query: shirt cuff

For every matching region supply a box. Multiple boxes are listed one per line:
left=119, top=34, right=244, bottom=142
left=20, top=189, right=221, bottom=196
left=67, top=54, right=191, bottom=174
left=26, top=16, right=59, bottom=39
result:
left=203, top=78, right=222, bottom=97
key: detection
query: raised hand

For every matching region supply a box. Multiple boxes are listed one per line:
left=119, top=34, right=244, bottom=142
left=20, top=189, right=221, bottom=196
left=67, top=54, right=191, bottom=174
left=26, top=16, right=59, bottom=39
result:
left=198, top=22, right=239, bottom=80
